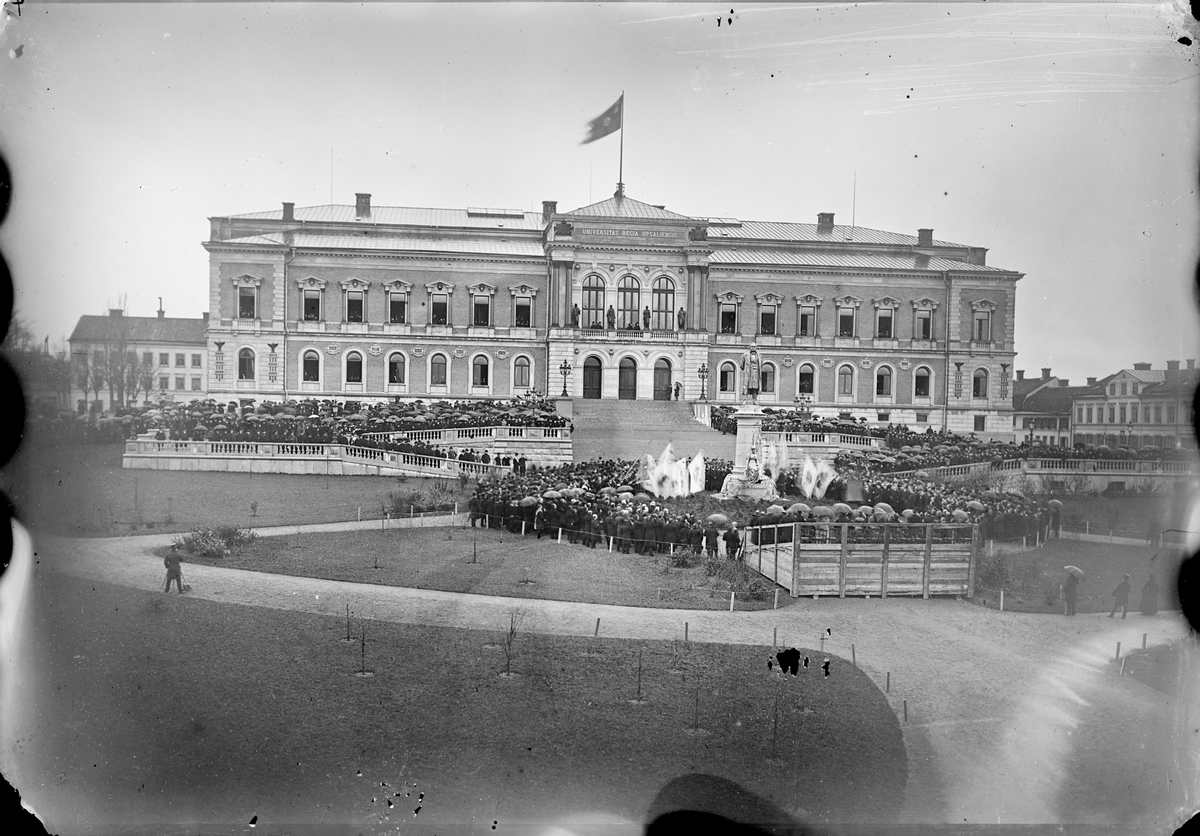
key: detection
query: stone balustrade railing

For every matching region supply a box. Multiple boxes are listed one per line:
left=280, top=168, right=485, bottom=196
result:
left=359, top=425, right=569, bottom=444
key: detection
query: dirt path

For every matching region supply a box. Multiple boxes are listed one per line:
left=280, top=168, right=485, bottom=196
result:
left=28, top=527, right=1195, bottom=827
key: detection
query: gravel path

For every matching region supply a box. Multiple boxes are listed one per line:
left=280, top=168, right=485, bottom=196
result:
left=31, top=527, right=1194, bottom=827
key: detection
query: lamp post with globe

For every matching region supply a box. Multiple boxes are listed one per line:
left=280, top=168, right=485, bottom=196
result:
left=559, top=359, right=572, bottom=398
left=697, top=362, right=709, bottom=401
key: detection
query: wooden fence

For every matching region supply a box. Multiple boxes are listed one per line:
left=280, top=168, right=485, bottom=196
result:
left=742, top=522, right=978, bottom=599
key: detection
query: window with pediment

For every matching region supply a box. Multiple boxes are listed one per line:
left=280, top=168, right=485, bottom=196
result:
left=834, top=296, right=862, bottom=338
left=425, top=282, right=455, bottom=326
left=383, top=280, right=412, bottom=325
left=911, top=298, right=939, bottom=341
left=795, top=294, right=822, bottom=337
left=715, top=291, right=744, bottom=335
left=232, top=275, right=262, bottom=320
left=297, top=277, right=328, bottom=322
left=468, top=282, right=496, bottom=327
left=970, top=299, right=997, bottom=342
left=510, top=284, right=538, bottom=328
left=756, top=293, right=783, bottom=336
left=873, top=297, right=900, bottom=339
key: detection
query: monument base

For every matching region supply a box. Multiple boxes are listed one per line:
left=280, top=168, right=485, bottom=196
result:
left=714, top=471, right=780, bottom=502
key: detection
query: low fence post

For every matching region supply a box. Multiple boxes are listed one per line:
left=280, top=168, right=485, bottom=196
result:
left=922, top=525, right=932, bottom=599
left=881, top=525, right=890, bottom=599
left=838, top=524, right=848, bottom=599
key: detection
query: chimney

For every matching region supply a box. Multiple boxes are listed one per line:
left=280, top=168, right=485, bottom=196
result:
left=917, top=228, right=933, bottom=247
left=157, top=297, right=165, bottom=319
left=817, top=212, right=834, bottom=232
left=542, top=200, right=557, bottom=223
left=355, top=193, right=372, bottom=220
left=201, top=312, right=209, bottom=322
left=1059, top=379, right=1070, bottom=387
left=1087, top=377, right=1097, bottom=386
left=108, top=308, right=123, bottom=318
left=1041, top=368, right=1051, bottom=380
left=1188, top=359, right=1196, bottom=371
left=1016, top=370, right=1025, bottom=381
left=1132, top=362, right=1152, bottom=371
left=282, top=202, right=295, bottom=222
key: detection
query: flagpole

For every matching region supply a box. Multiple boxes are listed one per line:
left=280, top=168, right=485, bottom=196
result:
left=618, top=91, right=624, bottom=197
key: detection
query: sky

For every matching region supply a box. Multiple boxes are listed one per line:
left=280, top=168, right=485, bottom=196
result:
left=0, top=1, right=1197, bottom=383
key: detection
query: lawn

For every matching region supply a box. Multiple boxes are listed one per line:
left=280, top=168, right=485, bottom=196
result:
left=1053, top=491, right=1193, bottom=542
left=0, top=439, right=473, bottom=536
left=972, top=538, right=1182, bottom=615
left=169, top=526, right=791, bottom=611
left=12, top=570, right=906, bottom=835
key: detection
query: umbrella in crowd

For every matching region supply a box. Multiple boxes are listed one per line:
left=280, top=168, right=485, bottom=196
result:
left=1064, top=565, right=1085, bottom=579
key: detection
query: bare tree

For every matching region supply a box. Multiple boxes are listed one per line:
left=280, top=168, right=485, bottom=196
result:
left=76, top=350, right=107, bottom=410
left=0, top=316, right=37, bottom=356
left=102, top=301, right=134, bottom=408
left=499, top=609, right=525, bottom=677
left=124, top=351, right=153, bottom=407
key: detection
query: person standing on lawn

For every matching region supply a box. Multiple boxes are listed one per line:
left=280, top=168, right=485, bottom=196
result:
left=704, top=523, right=719, bottom=559
left=1109, top=574, right=1131, bottom=618
left=1140, top=573, right=1160, bottom=615
left=723, top=523, right=741, bottom=560
left=164, top=545, right=185, bottom=594
left=1063, top=570, right=1079, bottom=616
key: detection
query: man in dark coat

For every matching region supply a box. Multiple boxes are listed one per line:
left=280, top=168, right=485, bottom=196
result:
left=1063, top=571, right=1080, bottom=616
left=616, top=516, right=633, bottom=553
left=1109, top=574, right=1131, bottom=618
left=631, top=516, right=646, bottom=555
left=723, top=524, right=741, bottom=560
left=704, top=524, right=719, bottom=559
left=163, top=545, right=184, bottom=594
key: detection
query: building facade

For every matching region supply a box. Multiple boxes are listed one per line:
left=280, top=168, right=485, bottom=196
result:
left=203, top=190, right=1022, bottom=437
left=68, top=309, right=209, bottom=411
left=1072, top=361, right=1197, bottom=449
left=1011, top=368, right=1082, bottom=446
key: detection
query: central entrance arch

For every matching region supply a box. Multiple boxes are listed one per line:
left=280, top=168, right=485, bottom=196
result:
left=618, top=358, right=638, bottom=400
left=583, top=356, right=603, bottom=399
left=653, top=358, right=673, bottom=400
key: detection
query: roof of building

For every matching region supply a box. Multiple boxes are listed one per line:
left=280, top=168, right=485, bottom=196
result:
left=229, top=205, right=545, bottom=230
left=1019, top=384, right=1094, bottom=414
left=707, top=248, right=1011, bottom=273
left=1115, top=368, right=1166, bottom=384
left=69, top=315, right=208, bottom=345
left=706, top=220, right=965, bottom=248
left=1011, top=377, right=1052, bottom=410
left=223, top=232, right=545, bottom=258
left=1141, top=373, right=1200, bottom=397
left=563, top=195, right=696, bottom=221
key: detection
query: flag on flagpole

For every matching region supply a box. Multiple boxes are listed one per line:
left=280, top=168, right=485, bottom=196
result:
left=582, top=95, right=623, bottom=144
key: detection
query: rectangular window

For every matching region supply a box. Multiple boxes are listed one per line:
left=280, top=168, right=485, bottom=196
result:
left=175, top=375, right=185, bottom=390
left=303, top=290, right=321, bottom=321
left=973, top=311, right=991, bottom=342
left=877, top=412, right=890, bottom=422
left=473, top=295, right=491, bottom=327
left=238, top=286, right=256, bottom=319
left=1168, top=405, right=1177, bottom=423
left=431, top=294, right=449, bottom=326
left=1108, top=405, right=1115, bottom=423
left=1119, top=382, right=1127, bottom=396
left=514, top=360, right=530, bottom=388
left=1023, top=417, right=1033, bottom=429
left=159, top=376, right=168, bottom=391
left=175, top=353, right=185, bottom=367
left=798, top=306, right=816, bottom=336
left=837, top=307, right=855, bottom=338
left=916, top=413, right=928, bottom=423
left=760, top=366, right=775, bottom=393
left=1086, top=406, right=1093, bottom=423
left=837, top=368, right=853, bottom=395
left=346, top=291, right=364, bottom=323
left=876, top=310, right=893, bottom=339
left=915, top=309, right=932, bottom=340
left=1059, top=417, right=1070, bottom=430
left=389, top=294, right=407, bottom=324
left=974, top=415, right=986, bottom=432
left=759, top=306, right=776, bottom=335
left=514, top=297, right=532, bottom=328
left=1119, top=405, right=1127, bottom=423
left=191, top=353, right=202, bottom=368
left=1132, top=383, right=1139, bottom=395
left=1076, top=407, right=1083, bottom=422
left=191, top=377, right=202, bottom=391
left=159, top=353, right=169, bottom=366
left=142, top=352, right=153, bottom=365
left=1155, top=405, right=1163, bottom=424
left=719, top=303, right=737, bottom=334
left=1143, top=406, right=1150, bottom=423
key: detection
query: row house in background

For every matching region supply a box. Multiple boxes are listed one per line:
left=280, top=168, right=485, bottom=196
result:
left=1072, top=361, right=1198, bottom=449
left=68, top=307, right=209, bottom=412
left=203, top=189, right=1022, bottom=438
left=1011, top=368, right=1087, bottom=446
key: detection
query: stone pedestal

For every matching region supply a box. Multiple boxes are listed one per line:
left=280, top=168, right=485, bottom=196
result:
left=716, top=401, right=779, bottom=501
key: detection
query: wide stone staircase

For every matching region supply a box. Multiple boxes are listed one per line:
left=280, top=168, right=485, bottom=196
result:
left=569, top=400, right=736, bottom=463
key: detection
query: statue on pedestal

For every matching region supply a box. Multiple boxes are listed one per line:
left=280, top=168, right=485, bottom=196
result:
left=741, top=344, right=761, bottom=403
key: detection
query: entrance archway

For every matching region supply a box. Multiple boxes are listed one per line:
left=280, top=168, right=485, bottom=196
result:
left=653, top=358, right=673, bottom=400
left=583, top=356, right=603, bottom=399
left=618, top=358, right=638, bottom=400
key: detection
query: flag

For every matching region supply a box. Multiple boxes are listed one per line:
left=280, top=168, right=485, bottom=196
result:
left=688, top=453, right=706, bottom=496
left=582, top=95, right=623, bottom=144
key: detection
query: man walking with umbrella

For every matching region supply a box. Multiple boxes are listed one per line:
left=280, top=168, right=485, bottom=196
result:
left=1063, top=565, right=1083, bottom=616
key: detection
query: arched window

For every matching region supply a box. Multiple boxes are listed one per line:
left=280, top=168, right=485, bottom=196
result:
left=652, top=277, right=675, bottom=330
left=876, top=367, right=892, bottom=396
left=430, top=354, right=448, bottom=386
left=760, top=363, right=776, bottom=394
left=237, top=348, right=255, bottom=380
left=345, top=352, right=363, bottom=384
left=582, top=276, right=606, bottom=329
left=797, top=364, right=815, bottom=395
left=618, top=277, right=640, bottom=329
left=837, top=364, right=854, bottom=396
left=388, top=353, right=405, bottom=385
left=719, top=361, right=737, bottom=393
left=914, top=366, right=931, bottom=398
left=973, top=368, right=988, bottom=398
left=513, top=356, right=531, bottom=389
left=302, top=350, right=320, bottom=382
left=472, top=356, right=489, bottom=387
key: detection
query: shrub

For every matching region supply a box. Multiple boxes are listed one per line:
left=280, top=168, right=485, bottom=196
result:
left=172, top=525, right=256, bottom=558
left=976, top=551, right=1012, bottom=589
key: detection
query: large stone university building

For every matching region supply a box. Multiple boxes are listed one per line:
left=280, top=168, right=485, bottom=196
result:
left=203, top=189, right=1022, bottom=438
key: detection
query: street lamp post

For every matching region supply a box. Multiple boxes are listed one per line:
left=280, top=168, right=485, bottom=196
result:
left=793, top=392, right=812, bottom=419
left=559, top=359, right=572, bottom=397
left=697, top=362, right=708, bottom=401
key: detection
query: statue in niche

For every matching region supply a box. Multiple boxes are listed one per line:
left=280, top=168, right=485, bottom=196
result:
left=571, top=304, right=580, bottom=328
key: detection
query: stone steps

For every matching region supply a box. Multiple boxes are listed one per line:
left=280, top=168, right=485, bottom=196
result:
left=569, top=400, right=735, bottom=463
